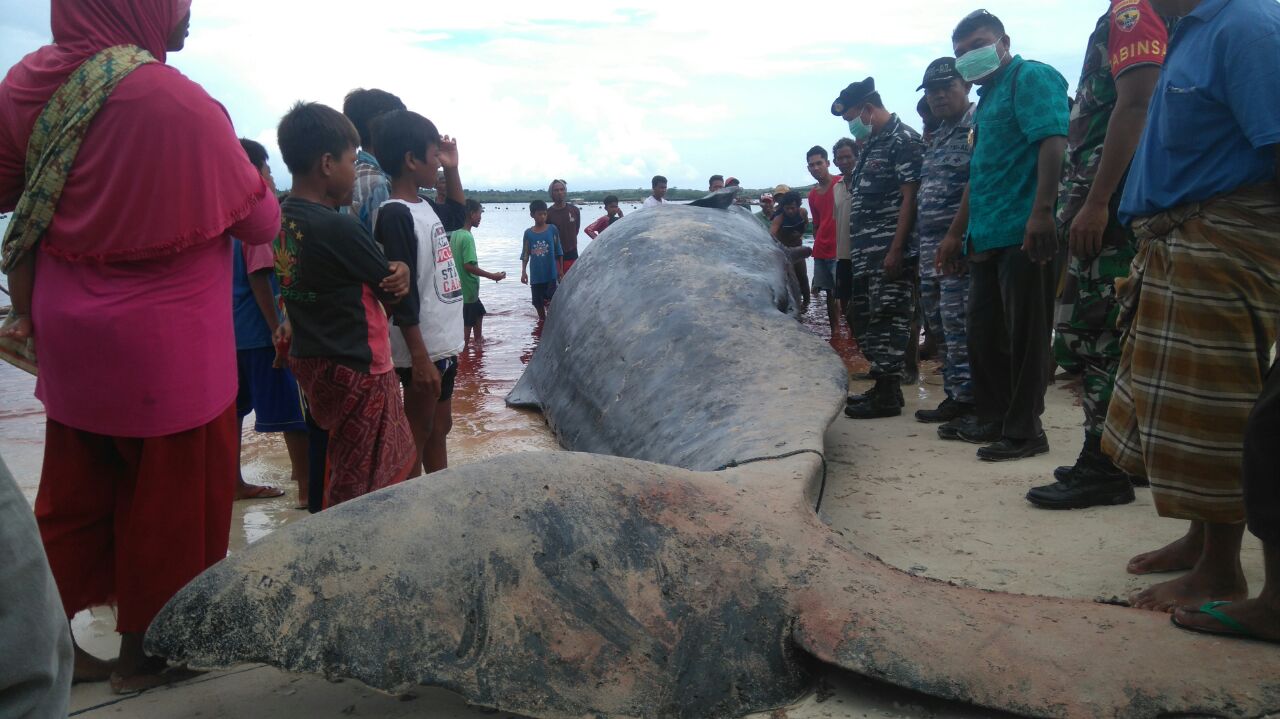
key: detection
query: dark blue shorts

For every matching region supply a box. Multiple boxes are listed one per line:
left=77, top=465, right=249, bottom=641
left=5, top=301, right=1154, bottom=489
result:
left=236, top=347, right=308, bottom=433
left=531, top=281, right=557, bottom=308
left=395, top=356, right=459, bottom=402
left=463, top=300, right=486, bottom=328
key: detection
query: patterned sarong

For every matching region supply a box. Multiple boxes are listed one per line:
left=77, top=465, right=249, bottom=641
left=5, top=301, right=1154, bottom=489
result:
left=1102, top=185, right=1280, bottom=524
left=289, top=358, right=416, bottom=508
left=0, top=44, right=155, bottom=374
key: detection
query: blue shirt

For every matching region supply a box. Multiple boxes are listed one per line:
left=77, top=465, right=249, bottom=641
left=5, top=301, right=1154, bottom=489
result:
left=522, top=227, right=563, bottom=285
left=231, top=238, right=277, bottom=350
left=1120, top=0, right=1280, bottom=222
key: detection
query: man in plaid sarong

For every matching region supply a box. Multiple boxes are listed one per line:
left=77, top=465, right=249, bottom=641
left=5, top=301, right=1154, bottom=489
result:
left=1104, top=0, right=1280, bottom=622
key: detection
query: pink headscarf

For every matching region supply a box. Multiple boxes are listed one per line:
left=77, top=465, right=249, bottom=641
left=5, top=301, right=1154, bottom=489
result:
left=0, top=0, right=269, bottom=262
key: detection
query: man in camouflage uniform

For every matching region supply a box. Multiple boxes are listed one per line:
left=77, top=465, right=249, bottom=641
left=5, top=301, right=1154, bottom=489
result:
left=831, top=78, right=925, bottom=419
left=914, top=58, right=977, bottom=427
left=1026, top=0, right=1169, bottom=509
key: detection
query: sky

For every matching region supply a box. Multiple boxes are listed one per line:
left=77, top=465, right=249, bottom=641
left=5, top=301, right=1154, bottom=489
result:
left=0, top=1, right=1107, bottom=192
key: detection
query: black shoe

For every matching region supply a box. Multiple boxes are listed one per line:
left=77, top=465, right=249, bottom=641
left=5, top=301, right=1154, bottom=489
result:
left=915, top=398, right=974, bottom=424
left=845, top=377, right=903, bottom=419
left=977, top=434, right=1050, bottom=462
left=1026, top=476, right=1136, bottom=509
left=938, top=414, right=981, bottom=441
left=952, top=419, right=1002, bottom=444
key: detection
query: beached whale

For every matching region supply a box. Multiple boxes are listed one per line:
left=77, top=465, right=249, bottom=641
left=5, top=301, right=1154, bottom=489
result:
left=147, top=193, right=1280, bottom=719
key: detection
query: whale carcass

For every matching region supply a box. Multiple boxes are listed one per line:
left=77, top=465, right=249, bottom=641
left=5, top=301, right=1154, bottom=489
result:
left=146, top=193, right=1280, bottom=718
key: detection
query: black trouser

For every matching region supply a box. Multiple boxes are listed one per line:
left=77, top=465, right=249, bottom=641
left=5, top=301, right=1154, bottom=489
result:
left=967, top=246, right=1059, bottom=440
left=304, top=404, right=328, bottom=514
left=1244, top=357, right=1280, bottom=546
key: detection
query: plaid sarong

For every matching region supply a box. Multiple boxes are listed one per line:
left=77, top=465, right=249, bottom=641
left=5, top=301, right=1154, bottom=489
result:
left=1102, top=185, right=1280, bottom=524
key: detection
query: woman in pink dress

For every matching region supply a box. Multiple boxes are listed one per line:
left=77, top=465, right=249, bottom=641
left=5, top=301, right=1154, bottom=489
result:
left=0, top=0, right=280, bottom=693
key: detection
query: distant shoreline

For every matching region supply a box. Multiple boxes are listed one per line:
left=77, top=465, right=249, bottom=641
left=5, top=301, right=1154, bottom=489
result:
left=460, top=188, right=776, bottom=204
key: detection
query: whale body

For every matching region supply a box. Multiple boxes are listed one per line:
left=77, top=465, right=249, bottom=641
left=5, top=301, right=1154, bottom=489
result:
left=147, top=193, right=1280, bottom=719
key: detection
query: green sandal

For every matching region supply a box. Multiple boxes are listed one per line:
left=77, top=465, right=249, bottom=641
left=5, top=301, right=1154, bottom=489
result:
left=1171, top=601, right=1279, bottom=645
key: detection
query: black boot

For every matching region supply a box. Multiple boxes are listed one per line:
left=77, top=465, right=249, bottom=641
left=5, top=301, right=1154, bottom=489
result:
left=1053, top=434, right=1146, bottom=485
left=845, top=377, right=902, bottom=419
left=848, top=373, right=905, bottom=408
left=846, top=385, right=877, bottom=406
left=1029, top=434, right=1136, bottom=509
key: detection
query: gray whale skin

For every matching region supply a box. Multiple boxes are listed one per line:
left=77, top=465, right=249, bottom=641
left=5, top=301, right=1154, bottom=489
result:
left=147, top=193, right=1280, bottom=719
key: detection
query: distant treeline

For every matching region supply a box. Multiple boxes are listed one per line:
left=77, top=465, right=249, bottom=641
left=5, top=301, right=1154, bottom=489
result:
left=463, top=188, right=779, bottom=204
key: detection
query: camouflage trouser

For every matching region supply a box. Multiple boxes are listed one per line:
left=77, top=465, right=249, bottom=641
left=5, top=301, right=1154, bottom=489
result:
left=1054, top=230, right=1137, bottom=437
left=921, top=271, right=973, bottom=403
left=849, top=271, right=915, bottom=378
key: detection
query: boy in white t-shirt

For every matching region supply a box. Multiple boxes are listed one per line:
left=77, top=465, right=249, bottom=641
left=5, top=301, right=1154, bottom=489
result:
left=642, top=174, right=668, bottom=208
left=373, top=110, right=465, bottom=476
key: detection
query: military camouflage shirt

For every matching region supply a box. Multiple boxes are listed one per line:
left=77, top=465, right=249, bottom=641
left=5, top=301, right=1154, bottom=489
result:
left=1059, top=0, right=1170, bottom=227
left=847, top=114, right=924, bottom=277
left=917, top=103, right=975, bottom=278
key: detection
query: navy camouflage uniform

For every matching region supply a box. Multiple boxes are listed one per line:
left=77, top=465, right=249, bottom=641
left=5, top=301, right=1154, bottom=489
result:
left=918, top=104, right=976, bottom=404
left=847, top=114, right=925, bottom=379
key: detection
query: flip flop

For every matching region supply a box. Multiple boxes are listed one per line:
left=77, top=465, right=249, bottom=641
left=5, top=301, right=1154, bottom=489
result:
left=1171, top=601, right=1280, bottom=645
left=237, top=483, right=285, bottom=501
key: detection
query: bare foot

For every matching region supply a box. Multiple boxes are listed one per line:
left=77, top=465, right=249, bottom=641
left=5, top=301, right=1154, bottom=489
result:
left=73, top=645, right=115, bottom=684
left=110, top=656, right=202, bottom=695
left=1128, top=524, right=1203, bottom=575
left=0, top=314, right=32, bottom=340
left=1172, top=597, right=1280, bottom=643
left=235, top=482, right=284, bottom=501
left=1130, top=565, right=1248, bottom=613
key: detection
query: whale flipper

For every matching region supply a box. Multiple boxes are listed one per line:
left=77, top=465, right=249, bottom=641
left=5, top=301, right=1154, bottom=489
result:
left=504, top=372, right=540, bottom=410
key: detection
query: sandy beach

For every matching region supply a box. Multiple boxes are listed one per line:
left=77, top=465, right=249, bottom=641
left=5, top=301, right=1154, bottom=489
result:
left=55, top=360, right=1267, bottom=719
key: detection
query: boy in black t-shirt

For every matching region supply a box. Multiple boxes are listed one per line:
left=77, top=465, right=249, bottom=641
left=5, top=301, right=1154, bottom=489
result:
left=273, top=101, right=415, bottom=508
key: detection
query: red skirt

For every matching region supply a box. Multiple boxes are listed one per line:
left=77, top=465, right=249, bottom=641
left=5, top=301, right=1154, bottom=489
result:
left=289, top=358, right=415, bottom=508
left=34, top=403, right=237, bottom=634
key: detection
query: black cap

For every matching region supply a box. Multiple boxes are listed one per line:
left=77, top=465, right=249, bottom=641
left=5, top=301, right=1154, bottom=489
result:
left=830, top=77, right=875, bottom=116
left=917, top=57, right=961, bottom=91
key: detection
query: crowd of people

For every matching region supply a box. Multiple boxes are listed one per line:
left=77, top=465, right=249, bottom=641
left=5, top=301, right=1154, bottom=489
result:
left=0, top=0, right=1277, bottom=713
left=758, top=0, right=1277, bottom=646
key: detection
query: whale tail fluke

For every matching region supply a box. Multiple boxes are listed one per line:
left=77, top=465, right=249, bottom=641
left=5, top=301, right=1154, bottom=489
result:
left=791, top=558, right=1280, bottom=719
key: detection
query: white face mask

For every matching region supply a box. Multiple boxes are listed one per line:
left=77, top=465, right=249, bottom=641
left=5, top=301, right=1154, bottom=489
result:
left=847, top=110, right=872, bottom=141
left=956, top=42, right=1003, bottom=82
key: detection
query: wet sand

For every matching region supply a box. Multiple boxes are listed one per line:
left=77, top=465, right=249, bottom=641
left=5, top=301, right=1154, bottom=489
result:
left=56, top=307, right=1268, bottom=718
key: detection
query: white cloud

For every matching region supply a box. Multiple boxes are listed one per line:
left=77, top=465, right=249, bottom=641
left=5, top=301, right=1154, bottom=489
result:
left=0, top=0, right=1103, bottom=190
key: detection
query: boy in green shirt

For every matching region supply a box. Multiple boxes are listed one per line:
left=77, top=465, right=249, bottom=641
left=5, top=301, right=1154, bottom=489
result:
left=450, top=199, right=506, bottom=344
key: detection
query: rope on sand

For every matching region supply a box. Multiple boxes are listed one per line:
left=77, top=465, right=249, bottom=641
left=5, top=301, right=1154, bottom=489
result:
left=717, top=448, right=829, bottom=513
